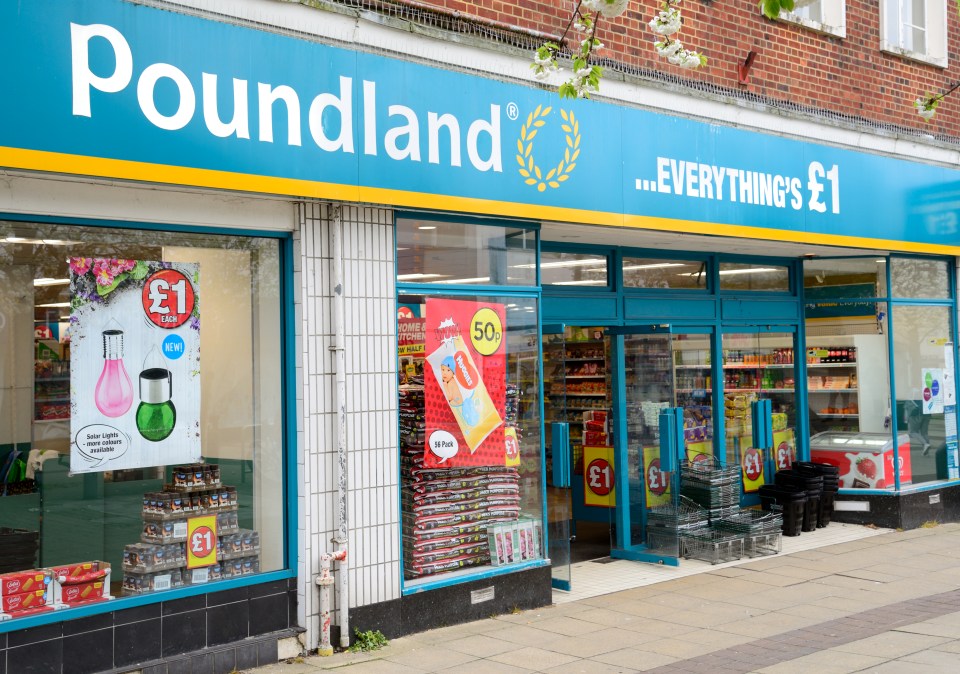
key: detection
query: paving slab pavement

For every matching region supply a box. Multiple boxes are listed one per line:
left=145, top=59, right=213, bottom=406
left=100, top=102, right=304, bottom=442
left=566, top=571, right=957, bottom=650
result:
left=246, top=523, right=960, bottom=673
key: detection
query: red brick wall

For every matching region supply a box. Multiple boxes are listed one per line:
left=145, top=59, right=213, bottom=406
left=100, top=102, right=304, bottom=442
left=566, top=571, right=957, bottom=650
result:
left=390, top=0, right=960, bottom=140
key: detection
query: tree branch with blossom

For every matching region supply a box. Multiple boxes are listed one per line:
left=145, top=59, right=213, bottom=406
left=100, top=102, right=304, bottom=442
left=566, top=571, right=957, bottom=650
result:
left=532, top=0, right=705, bottom=99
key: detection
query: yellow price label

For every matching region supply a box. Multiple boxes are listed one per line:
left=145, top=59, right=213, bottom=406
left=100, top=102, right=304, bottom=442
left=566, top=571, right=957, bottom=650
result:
left=470, top=307, right=503, bottom=356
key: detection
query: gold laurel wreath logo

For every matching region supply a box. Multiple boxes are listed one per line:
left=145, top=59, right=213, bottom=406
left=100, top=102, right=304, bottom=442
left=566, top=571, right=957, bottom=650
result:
left=516, top=106, right=580, bottom=192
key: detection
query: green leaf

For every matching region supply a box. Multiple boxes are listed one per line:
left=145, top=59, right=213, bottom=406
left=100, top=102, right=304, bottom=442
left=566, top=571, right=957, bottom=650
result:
left=130, top=260, right=149, bottom=280
left=559, top=83, right=577, bottom=99
left=96, top=272, right=129, bottom=297
left=780, top=0, right=795, bottom=11
left=761, top=0, right=781, bottom=19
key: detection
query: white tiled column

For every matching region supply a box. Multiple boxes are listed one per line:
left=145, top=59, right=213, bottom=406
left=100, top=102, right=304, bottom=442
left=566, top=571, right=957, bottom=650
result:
left=296, top=203, right=400, bottom=650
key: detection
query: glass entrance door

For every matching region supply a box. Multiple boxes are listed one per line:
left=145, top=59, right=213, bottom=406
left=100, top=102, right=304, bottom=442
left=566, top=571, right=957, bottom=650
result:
left=543, top=325, right=572, bottom=590
left=612, top=326, right=714, bottom=563
left=721, top=329, right=800, bottom=502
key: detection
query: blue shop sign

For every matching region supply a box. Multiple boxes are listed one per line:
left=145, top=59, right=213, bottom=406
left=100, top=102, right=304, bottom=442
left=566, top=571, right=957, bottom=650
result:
left=2, top=0, right=960, bottom=252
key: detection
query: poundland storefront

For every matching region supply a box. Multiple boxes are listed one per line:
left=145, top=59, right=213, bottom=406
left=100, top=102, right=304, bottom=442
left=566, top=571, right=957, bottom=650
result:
left=3, top=0, right=960, bottom=668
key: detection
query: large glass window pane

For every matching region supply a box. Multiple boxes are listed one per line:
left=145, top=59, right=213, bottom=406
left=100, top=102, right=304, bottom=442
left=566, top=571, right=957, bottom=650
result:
left=805, top=302, right=893, bottom=488
left=539, top=251, right=607, bottom=287
left=398, top=293, right=543, bottom=584
left=893, top=305, right=957, bottom=487
left=721, top=332, right=798, bottom=488
left=622, top=257, right=707, bottom=290
left=719, top=262, right=790, bottom=291
left=396, top=218, right=536, bottom=286
left=890, top=258, right=949, bottom=299
left=804, top=258, right=887, bottom=298
left=0, top=221, right=285, bottom=617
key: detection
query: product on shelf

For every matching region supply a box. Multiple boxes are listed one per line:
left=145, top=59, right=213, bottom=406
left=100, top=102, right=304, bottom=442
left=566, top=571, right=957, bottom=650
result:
left=400, top=383, right=537, bottom=579
left=123, top=463, right=259, bottom=595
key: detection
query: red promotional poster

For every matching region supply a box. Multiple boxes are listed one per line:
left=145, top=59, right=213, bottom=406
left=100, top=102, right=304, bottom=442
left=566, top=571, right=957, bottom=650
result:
left=423, top=298, right=506, bottom=468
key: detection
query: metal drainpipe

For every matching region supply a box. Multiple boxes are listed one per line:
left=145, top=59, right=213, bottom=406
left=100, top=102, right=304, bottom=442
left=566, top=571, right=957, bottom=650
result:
left=328, top=203, right=350, bottom=649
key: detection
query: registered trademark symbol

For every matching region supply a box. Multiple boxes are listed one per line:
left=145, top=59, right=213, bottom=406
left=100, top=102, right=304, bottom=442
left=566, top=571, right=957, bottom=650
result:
left=506, top=102, right=519, bottom=120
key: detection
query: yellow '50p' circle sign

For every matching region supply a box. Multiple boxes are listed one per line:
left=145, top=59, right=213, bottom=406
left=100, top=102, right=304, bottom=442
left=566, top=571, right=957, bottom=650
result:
left=470, top=308, right=503, bottom=356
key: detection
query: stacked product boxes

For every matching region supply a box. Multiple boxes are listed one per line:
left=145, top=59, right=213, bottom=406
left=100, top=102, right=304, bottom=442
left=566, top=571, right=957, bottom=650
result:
left=400, top=385, right=534, bottom=579
left=0, top=562, right=112, bottom=621
left=122, top=463, right=260, bottom=594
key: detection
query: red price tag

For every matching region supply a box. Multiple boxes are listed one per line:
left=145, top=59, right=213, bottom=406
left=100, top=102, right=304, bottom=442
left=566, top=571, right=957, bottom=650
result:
left=191, top=526, right=215, bottom=558
left=587, top=458, right=614, bottom=496
left=142, top=269, right=195, bottom=329
left=742, top=447, right=763, bottom=482
left=647, top=458, right=667, bottom=496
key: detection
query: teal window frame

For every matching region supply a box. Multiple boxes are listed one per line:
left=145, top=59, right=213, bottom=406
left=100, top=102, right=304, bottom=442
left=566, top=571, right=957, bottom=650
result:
left=395, top=212, right=549, bottom=595
left=0, top=212, right=297, bottom=634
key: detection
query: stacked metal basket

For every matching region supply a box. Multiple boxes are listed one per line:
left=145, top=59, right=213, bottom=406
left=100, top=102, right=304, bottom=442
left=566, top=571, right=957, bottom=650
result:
left=644, top=496, right=709, bottom=557
left=714, top=509, right=784, bottom=558
left=680, top=457, right=742, bottom=521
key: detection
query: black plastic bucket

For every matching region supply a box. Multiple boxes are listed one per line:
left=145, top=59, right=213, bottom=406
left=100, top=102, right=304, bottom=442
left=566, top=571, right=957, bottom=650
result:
left=759, top=484, right=806, bottom=537
left=818, top=490, right=836, bottom=527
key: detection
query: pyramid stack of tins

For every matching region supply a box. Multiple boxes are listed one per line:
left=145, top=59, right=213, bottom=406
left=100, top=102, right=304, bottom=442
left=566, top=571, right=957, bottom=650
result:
left=400, top=385, right=525, bottom=578
left=121, top=463, right=260, bottom=595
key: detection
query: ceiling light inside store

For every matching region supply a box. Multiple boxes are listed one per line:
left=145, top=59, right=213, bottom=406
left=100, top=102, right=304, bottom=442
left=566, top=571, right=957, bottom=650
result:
left=621, top=263, right=686, bottom=271
left=36, top=302, right=71, bottom=308
left=681, top=267, right=777, bottom=277
left=515, top=259, right=605, bottom=269
left=34, top=278, right=70, bottom=286
left=417, top=225, right=437, bottom=230
left=435, top=276, right=490, bottom=284
left=3, top=237, right=76, bottom=245
left=396, top=273, right=446, bottom=281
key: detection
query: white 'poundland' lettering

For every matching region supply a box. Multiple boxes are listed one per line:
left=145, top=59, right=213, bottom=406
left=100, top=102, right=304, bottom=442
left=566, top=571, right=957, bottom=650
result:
left=69, top=22, right=503, bottom=172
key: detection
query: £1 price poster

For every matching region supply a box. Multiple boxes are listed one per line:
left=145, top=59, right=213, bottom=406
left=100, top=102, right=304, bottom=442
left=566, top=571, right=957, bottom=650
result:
left=69, top=259, right=201, bottom=473
left=423, top=298, right=506, bottom=468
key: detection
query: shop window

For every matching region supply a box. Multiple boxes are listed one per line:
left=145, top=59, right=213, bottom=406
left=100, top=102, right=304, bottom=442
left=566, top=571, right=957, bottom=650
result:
left=880, top=0, right=947, bottom=67
left=892, top=305, right=958, bottom=486
left=780, top=0, right=847, bottom=38
left=397, top=293, right=543, bottom=585
left=804, top=301, right=893, bottom=489
left=803, top=258, right=887, bottom=298
left=890, top=257, right=950, bottom=299
left=539, top=251, right=608, bottom=287
left=718, top=262, right=790, bottom=292
left=622, top=257, right=707, bottom=290
left=0, top=222, right=285, bottom=620
left=396, top=217, right=535, bottom=286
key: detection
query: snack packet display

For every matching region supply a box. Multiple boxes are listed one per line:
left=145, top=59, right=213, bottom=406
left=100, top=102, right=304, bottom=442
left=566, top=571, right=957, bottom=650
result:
left=425, top=331, right=502, bottom=454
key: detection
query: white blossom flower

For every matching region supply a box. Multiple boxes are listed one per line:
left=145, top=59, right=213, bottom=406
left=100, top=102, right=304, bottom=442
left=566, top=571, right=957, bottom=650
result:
left=915, top=98, right=937, bottom=121
left=534, top=53, right=555, bottom=67
left=534, top=69, right=552, bottom=81
left=680, top=51, right=702, bottom=69
left=655, top=39, right=683, bottom=58
left=649, top=8, right=682, bottom=36
left=583, top=0, right=629, bottom=18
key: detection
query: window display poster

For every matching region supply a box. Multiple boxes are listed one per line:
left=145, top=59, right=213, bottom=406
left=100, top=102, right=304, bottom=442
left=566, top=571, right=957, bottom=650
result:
left=70, top=259, right=201, bottom=473
left=423, top=298, right=505, bottom=468
left=944, top=344, right=956, bottom=406
left=922, top=368, right=944, bottom=415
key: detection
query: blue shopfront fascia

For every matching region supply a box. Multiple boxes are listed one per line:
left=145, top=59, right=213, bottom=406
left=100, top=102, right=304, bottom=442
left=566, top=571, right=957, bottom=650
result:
left=0, top=213, right=297, bottom=634
left=3, top=0, right=960, bottom=255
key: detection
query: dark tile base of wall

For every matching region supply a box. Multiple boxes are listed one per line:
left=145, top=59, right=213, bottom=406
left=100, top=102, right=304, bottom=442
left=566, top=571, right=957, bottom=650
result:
left=343, top=565, right=553, bottom=643
left=832, top=482, right=960, bottom=529
left=0, top=578, right=298, bottom=674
